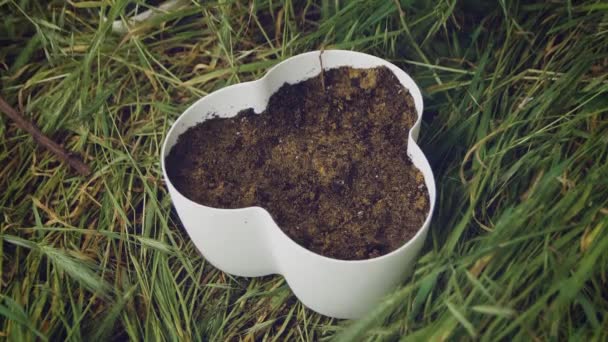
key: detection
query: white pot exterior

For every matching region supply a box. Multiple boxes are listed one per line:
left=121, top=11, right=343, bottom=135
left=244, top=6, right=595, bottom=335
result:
left=161, top=50, right=436, bottom=319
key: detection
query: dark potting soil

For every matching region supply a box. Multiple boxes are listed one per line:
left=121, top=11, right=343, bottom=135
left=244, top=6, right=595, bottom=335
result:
left=165, top=66, right=429, bottom=260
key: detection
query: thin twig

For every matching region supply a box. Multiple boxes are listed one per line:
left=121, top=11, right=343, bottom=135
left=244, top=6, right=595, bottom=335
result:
left=0, top=96, right=91, bottom=176
left=319, top=47, right=326, bottom=90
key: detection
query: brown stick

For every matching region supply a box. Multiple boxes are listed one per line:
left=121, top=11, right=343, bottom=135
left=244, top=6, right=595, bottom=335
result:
left=0, top=96, right=91, bottom=176
left=318, top=47, right=326, bottom=90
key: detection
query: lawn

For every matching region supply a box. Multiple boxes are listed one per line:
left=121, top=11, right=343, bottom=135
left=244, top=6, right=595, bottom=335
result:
left=1, top=0, right=607, bottom=340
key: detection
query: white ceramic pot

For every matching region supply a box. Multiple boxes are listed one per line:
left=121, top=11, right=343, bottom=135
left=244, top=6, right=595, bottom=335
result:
left=161, top=50, right=436, bottom=319
left=111, top=0, right=185, bottom=34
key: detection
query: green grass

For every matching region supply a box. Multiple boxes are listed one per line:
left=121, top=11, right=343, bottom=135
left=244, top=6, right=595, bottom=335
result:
left=1, top=0, right=607, bottom=340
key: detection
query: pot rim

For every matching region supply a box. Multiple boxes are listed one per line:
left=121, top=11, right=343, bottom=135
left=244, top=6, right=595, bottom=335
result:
left=161, top=49, right=436, bottom=264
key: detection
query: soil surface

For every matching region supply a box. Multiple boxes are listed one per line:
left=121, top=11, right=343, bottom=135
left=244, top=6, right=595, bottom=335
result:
left=166, top=66, right=429, bottom=260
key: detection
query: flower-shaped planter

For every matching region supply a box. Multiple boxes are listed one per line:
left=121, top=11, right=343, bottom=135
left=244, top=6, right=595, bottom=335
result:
left=161, top=50, right=436, bottom=319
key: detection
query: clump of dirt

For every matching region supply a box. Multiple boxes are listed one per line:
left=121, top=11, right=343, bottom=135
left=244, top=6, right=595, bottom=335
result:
left=165, top=66, right=429, bottom=260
